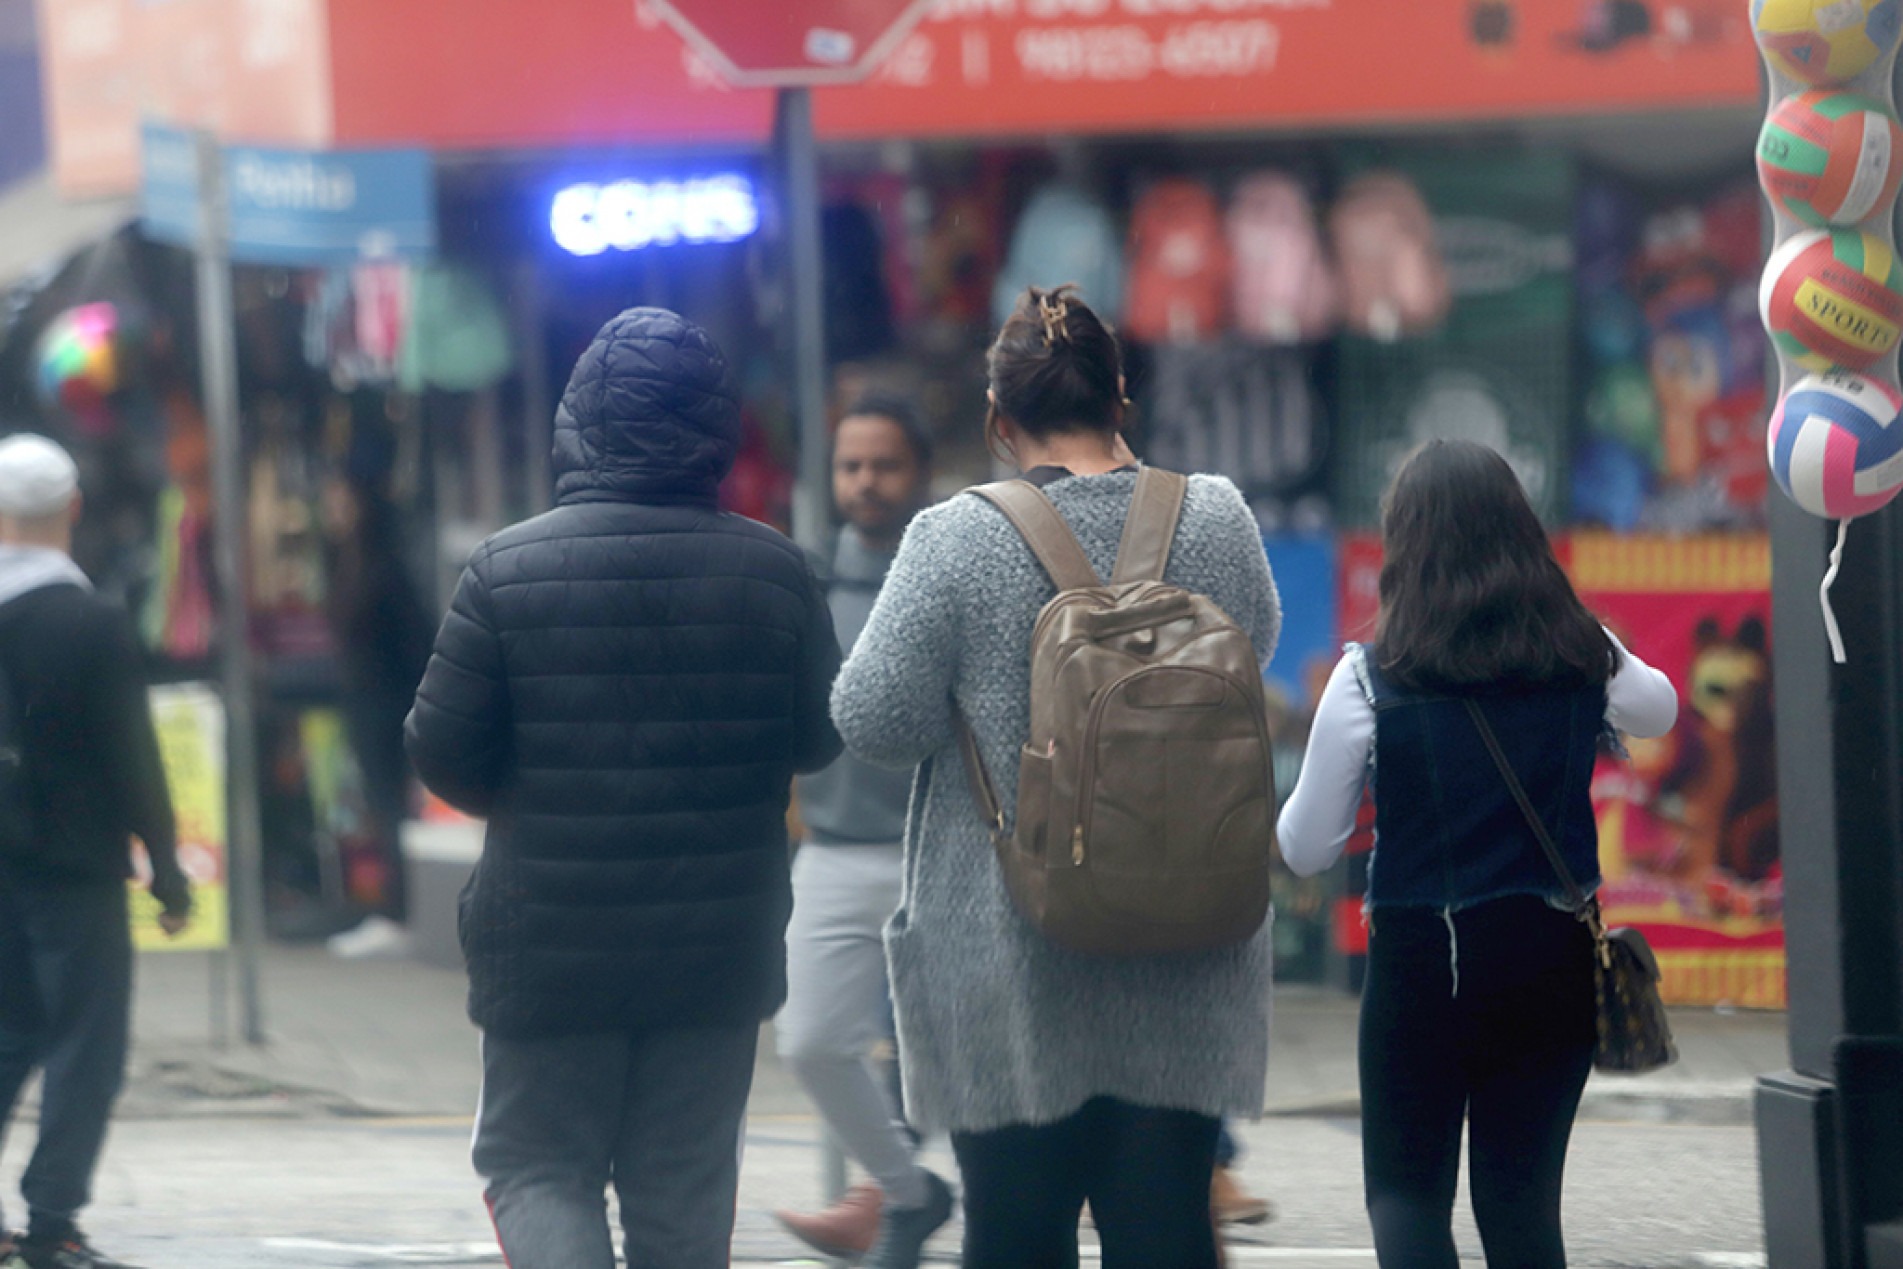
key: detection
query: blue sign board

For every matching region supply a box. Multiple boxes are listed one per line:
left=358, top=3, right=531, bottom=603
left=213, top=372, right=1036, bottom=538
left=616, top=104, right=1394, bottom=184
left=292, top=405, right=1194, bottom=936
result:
left=139, top=122, right=202, bottom=246
left=139, top=122, right=436, bottom=266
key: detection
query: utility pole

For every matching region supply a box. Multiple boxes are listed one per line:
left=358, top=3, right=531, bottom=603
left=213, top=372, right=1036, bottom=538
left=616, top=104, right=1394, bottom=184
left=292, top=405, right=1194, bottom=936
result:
left=1755, top=444, right=1903, bottom=1267
left=192, top=132, right=269, bottom=1045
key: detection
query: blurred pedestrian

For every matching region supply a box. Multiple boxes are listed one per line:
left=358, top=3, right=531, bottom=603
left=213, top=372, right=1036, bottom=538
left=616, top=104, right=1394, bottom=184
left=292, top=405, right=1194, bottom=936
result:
left=1276, top=439, right=1678, bottom=1269
left=831, top=286, right=1281, bottom=1269
left=1211, top=1124, right=1275, bottom=1226
left=771, top=395, right=950, bottom=1265
left=321, top=468, right=433, bottom=959
left=405, top=309, right=843, bottom=1269
left=0, top=434, right=191, bottom=1269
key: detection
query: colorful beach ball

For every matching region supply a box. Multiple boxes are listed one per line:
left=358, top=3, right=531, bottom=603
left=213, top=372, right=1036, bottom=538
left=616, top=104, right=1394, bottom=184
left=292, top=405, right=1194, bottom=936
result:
left=1769, top=371, right=1903, bottom=517
left=1759, top=91, right=1903, bottom=225
left=32, top=303, right=121, bottom=428
left=1760, top=229, right=1903, bottom=371
left=1753, top=0, right=1903, bottom=86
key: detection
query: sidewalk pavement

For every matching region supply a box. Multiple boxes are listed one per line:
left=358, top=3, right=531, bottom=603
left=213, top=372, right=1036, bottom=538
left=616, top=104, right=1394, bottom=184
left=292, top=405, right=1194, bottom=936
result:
left=61, top=943, right=1780, bottom=1267
left=122, top=942, right=1789, bottom=1127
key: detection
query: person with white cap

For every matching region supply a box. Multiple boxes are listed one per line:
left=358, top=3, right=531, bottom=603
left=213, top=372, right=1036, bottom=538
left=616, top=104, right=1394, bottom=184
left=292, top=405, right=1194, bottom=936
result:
left=0, top=434, right=191, bottom=1269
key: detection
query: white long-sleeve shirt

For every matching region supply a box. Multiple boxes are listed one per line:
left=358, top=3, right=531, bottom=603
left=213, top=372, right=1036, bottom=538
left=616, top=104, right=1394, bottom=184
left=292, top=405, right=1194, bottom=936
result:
left=1275, top=629, right=1679, bottom=879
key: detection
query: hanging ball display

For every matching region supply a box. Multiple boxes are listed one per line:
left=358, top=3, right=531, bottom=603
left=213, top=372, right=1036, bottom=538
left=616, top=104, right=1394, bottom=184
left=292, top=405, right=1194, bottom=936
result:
left=1753, top=0, right=1903, bottom=87
left=32, top=302, right=121, bottom=426
left=1759, top=228, right=1903, bottom=370
left=1769, top=370, right=1903, bottom=517
left=1759, top=91, right=1903, bottom=225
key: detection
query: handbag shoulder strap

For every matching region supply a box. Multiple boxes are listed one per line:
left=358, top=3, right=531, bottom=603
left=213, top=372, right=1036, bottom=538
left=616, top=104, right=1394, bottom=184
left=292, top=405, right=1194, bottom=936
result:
left=1463, top=698, right=1589, bottom=912
left=1110, top=467, right=1189, bottom=585
left=967, top=481, right=1101, bottom=592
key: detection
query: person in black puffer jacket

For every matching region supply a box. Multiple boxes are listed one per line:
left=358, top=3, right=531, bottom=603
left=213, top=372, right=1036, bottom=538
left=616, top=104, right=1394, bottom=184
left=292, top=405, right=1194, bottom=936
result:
left=406, top=308, right=842, bottom=1269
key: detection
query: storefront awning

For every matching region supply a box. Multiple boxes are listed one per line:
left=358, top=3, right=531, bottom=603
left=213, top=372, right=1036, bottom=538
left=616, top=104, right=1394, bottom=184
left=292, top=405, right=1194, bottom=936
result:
left=0, top=170, right=134, bottom=288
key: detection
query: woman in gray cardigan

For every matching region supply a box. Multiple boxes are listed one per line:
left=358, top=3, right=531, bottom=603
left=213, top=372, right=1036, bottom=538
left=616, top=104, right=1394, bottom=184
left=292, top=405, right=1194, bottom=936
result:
left=832, top=286, right=1282, bottom=1269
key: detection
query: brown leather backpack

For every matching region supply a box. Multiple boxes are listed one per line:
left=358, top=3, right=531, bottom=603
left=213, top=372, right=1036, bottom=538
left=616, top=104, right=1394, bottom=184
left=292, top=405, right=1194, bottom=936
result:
left=957, top=467, right=1276, bottom=957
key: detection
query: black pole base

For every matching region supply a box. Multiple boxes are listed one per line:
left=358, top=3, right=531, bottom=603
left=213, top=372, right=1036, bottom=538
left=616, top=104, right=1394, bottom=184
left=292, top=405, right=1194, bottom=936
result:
left=1759, top=1072, right=1844, bottom=1269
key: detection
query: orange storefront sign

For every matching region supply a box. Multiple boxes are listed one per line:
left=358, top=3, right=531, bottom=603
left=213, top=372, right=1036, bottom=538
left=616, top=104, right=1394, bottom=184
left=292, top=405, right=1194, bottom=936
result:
left=818, top=0, right=1761, bottom=140
left=43, top=0, right=1762, bottom=194
left=38, top=0, right=332, bottom=196
left=328, top=0, right=1761, bottom=149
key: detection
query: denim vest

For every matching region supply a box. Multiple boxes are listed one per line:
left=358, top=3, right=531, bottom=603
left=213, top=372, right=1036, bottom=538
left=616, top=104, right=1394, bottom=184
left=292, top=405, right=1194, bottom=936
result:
left=1357, top=646, right=1606, bottom=912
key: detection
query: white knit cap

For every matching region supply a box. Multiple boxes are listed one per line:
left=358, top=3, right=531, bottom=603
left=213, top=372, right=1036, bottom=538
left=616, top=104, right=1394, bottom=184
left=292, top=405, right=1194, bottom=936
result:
left=0, top=434, right=79, bottom=518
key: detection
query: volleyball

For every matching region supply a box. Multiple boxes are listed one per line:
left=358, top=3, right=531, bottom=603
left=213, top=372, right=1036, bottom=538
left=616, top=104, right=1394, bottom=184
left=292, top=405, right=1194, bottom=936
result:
left=1759, top=228, right=1903, bottom=371
left=1768, top=371, right=1903, bottom=517
left=1759, top=91, right=1903, bottom=225
left=1753, top=0, right=1903, bottom=86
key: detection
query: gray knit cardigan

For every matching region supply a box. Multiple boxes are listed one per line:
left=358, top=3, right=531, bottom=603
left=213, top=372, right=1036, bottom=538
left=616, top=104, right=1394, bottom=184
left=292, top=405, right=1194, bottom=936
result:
left=831, top=468, right=1282, bottom=1135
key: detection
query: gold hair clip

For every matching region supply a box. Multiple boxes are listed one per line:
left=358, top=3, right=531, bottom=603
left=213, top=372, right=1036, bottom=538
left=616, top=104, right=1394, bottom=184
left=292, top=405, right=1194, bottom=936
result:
left=1038, top=294, right=1071, bottom=346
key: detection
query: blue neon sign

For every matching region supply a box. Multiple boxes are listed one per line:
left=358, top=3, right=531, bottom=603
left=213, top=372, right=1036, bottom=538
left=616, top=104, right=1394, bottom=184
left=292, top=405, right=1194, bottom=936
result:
left=550, top=175, right=760, bottom=256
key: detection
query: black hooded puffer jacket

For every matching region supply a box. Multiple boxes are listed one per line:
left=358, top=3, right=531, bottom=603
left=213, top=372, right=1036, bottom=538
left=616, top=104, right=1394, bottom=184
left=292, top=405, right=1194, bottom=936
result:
left=406, top=308, right=842, bottom=1038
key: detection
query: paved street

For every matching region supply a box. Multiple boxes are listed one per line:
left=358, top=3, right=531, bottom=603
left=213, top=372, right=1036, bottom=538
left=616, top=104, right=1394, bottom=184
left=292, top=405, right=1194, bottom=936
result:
left=0, top=944, right=1783, bottom=1268
left=14, top=1114, right=1767, bottom=1268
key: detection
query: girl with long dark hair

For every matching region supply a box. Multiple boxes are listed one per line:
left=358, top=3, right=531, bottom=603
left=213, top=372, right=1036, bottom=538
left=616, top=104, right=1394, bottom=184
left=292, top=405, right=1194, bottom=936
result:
left=1277, top=439, right=1678, bottom=1268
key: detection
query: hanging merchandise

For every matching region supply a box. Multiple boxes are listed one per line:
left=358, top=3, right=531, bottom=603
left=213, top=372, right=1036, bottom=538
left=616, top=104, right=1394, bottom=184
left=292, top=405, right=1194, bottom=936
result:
left=350, top=262, right=411, bottom=387
left=398, top=265, right=514, bottom=394
left=1142, top=339, right=1327, bottom=507
left=1758, top=90, right=1903, bottom=226
left=1752, top=0, right=1901, bottom=85
left=144, top=394, right=216, bottom=662
left=920, top=191, right=999, bottom=327
left=303, top=267, right=411, bottom=391
left=1123, top=179, right=1231, bottom=345
left=1329, top=171, right=1452, bottom=342
left=1755, top=0, right=1903, bottom=663
left=1769, top=371, right=1903, bottom=520
left=1760, top=228, right=1903, bottom=371
left=33, top=302, right=125, bottom=437
left=1574, top=180, right=1769, bottom=533
left=991, top=184, right=1125, bottom=327
left=1227, top=172, right=1340, bottom=346
left=823, top=202, right=898, bottom=364
left=1334, top=149, right=1571, bottom=526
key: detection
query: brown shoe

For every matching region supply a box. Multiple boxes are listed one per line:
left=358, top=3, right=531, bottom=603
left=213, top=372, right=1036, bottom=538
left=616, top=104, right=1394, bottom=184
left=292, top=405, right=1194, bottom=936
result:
left=775, top=1181, right=884, bottom=1258
left=1211, top=1166, right=1275, bottom=1226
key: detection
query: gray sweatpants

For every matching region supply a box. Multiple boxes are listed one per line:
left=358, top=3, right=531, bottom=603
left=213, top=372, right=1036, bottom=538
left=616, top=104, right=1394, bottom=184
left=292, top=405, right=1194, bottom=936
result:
left=775, top=842, right=928, bottom=1208
left=473, top=1024, right=757, bottom=1269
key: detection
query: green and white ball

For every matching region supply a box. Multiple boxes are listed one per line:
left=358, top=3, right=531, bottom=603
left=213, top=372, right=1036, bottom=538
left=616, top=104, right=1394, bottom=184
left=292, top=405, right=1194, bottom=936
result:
left=1760, top=90, right=1903, bottom=225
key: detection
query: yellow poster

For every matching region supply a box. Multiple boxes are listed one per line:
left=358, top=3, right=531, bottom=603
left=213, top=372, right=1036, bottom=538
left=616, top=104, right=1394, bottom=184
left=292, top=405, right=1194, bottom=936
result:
left=130, top=684, right=230, bottom=952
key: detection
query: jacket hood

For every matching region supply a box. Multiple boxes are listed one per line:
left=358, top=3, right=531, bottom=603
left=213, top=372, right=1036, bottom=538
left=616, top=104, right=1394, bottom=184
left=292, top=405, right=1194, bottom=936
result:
left=551, top=307, right=741, bottom=506
left=0, top=545, right=90, bottom=609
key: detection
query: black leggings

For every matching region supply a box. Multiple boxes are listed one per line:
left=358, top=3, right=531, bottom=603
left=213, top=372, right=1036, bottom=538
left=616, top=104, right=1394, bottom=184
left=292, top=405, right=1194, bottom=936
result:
left=952, top=1096, right=1220, bottom=1269
left=1360, top=895, right=1596, bottom=1269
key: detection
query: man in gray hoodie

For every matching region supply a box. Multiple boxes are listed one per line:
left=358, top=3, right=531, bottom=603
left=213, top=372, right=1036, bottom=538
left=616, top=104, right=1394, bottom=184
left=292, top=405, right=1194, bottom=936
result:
left=773, top=396, right=951, bottom=1269
left=0, top=435, right=189, bottom=1269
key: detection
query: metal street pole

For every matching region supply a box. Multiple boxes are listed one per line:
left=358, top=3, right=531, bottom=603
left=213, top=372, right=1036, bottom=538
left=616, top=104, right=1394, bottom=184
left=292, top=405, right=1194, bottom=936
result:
left=776, top=86, right=832, bottom=557
left=774, top=86, right=847, bottom=1213
left=192, top=132, right=268, bottom=1045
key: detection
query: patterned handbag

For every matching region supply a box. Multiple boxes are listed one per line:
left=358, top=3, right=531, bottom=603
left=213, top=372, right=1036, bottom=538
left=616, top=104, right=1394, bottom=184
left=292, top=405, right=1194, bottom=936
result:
left=1466, top=700, right=1678, bottom=1074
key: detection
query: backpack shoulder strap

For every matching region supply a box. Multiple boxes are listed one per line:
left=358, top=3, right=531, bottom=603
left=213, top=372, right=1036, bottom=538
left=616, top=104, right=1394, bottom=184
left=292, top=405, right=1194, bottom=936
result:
left=968, top=481, right=1101, bottom=591
left=1111, top=466, right=1189, bottom=584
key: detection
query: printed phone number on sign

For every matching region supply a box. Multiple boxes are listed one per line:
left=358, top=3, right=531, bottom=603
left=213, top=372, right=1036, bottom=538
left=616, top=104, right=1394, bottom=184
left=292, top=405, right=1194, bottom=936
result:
left=1015, top=19, right=1278, bottom=80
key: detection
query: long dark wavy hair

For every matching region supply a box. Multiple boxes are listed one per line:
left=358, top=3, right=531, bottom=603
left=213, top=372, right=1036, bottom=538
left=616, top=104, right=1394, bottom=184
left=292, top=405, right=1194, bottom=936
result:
left=1374, top=440, right=1615, bottom=692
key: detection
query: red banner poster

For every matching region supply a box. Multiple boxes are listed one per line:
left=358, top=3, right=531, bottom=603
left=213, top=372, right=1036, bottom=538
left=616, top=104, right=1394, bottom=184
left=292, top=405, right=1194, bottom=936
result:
left=1571, top=533, right=1783, bottom=1009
